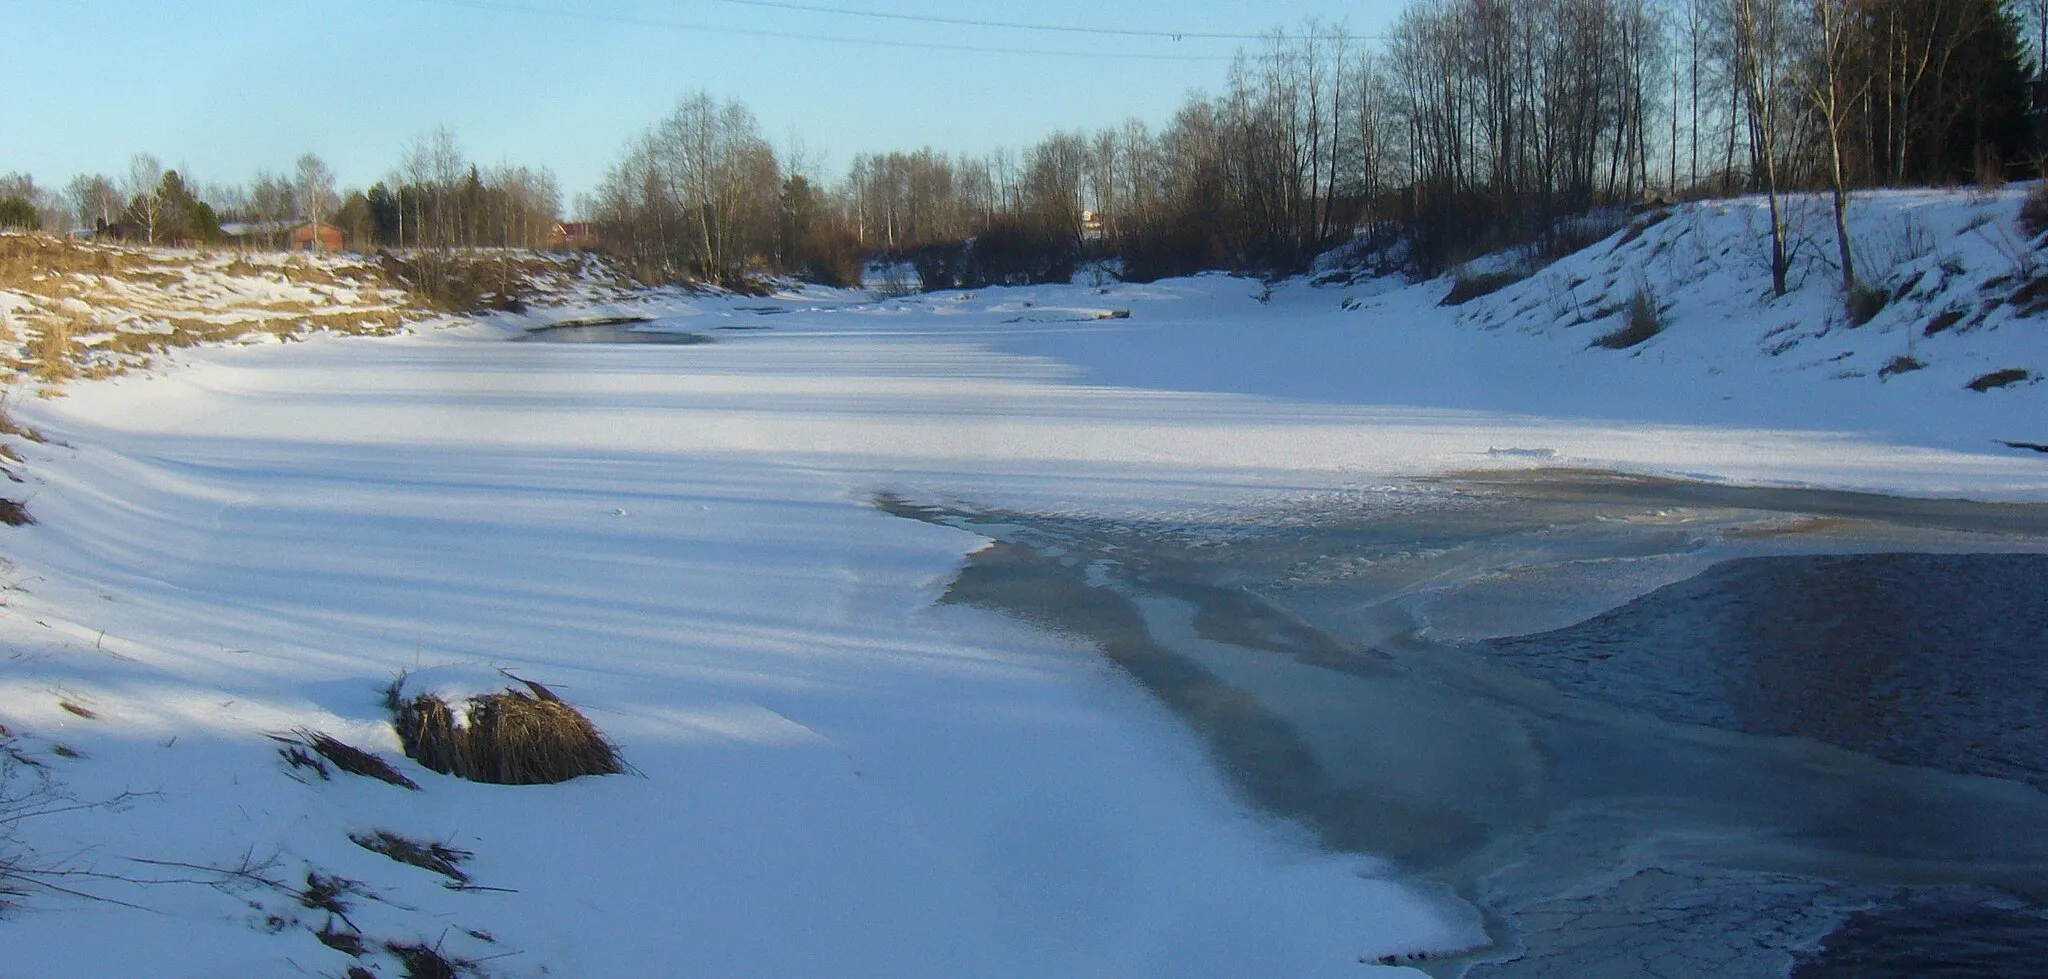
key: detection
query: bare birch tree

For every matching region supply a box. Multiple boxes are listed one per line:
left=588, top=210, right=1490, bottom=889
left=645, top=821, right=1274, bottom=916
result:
left=294, top=153, right=337, bottom=249
left=1723, top=0, right=1799, bottom=295
left=1809, top=0, right=1865, bottom=290
left=124, top=154, right=165, bottom=245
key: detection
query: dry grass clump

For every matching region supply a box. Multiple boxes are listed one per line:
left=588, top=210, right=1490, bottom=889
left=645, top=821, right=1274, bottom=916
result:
left=389, top=674, right=623, bottom=785
left=26, top=320, right=75, bottom=381
left=1924, top=307, right=1968, bottom=337
left=384, top=940, right=471, bottom=979
left=1441, top=268, right=1531, bottom=306
left=270, top=729, right=420, bottom=790
left=0, top=402, right=40, bottom=444
left=298, top=869, right=360, bottom=916
left=1879, top=354, right=1926, bottom=379
left=318, top=925, right=368, bottom=956
left=0, top=399, right=40, bottom=490
left=1592, top=287, right=1665, bottom=349
left=349, top=829, right=472, bottom=885
left=1845, top=280, right=1890, bottom=326
left=1967, top=367, right=2035, bottom=391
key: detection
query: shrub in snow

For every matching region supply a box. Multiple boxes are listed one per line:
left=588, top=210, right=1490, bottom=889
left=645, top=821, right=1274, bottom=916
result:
left=1846, top=281, right=1890, bottom=326
left=389, top=670, right=625, bottom=785
left=1591, top=288, right=1664, bottom=350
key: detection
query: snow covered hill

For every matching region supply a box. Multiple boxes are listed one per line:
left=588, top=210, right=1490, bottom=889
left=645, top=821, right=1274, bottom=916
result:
left=1450, top=187, right=2045, bottom=439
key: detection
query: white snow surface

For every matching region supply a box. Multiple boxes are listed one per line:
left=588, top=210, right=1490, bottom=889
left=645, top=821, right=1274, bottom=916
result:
left=1, top=187, right=2045, bottom=978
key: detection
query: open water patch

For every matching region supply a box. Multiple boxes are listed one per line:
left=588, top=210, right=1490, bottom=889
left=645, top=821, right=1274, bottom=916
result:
left=883, top=473, right=2048, bottom=977
left=1483, top=552, right=2048, bottom=792
left=513, top=319, right=712, bottom=344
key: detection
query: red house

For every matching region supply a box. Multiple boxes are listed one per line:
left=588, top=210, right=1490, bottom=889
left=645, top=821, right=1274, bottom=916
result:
left=289, top=220, right=345, bottom=253
left=549, top=221, right=598, bottom=250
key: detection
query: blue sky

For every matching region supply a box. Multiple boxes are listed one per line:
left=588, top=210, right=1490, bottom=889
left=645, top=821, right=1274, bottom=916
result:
left=3, top=1, right=1402, bottom=209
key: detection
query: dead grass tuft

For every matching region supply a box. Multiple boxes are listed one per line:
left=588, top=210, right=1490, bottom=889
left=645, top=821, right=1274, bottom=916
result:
left=271, top=730, right=419, bottom=790
left=1967, top=367, right=2035, bottom=391
left=1924, top=307, right=1968, bottom=337
left=1845, top=281, right=1890, bottom=326
left=1441, top=268, right=1531, bottom=306
left=1591, top=287, right=1665, bottom=349
left=0, top=403, right=42, bottom=444
left=1879, top=354, right=1926, bottom=378
left=318, top=925, right=368, bottom=956
left=390, top=674, right=625, bottom=785
left=298, top=870, right=358, bottom=916
left=349, top=829, right=471, bottom=885
left=384, top=940, right=471, bottom=979
left=278, top=743, right=330, bottom=779
left=26, top=321, right=74, bottom=381
left=2008, top=275, right=2048, bottom=318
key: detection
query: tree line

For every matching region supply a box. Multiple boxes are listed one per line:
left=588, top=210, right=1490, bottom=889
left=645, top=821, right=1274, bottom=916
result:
left=6, top=0, right=2042, bottom=292
left=0, top=128, right=560, bottom=253
left=587, top=0, right=2040, bottom=290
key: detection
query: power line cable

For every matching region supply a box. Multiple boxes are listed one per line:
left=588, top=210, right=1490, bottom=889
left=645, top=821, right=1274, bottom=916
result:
left=711, top=0, right=1311, bottom=41
left=405, top=0, right=1242, bottom=60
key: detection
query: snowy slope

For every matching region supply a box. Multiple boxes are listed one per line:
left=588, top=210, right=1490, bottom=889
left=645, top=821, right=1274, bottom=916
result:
left=0, top=240, right=416, bottom=382
left=1451, top=188, right=2046, bottom=437
left=0, top=238, right=651, bottom=383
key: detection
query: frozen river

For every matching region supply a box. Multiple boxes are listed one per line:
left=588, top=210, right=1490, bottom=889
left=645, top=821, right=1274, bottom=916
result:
left=9, top=274, right=2046, bottom=977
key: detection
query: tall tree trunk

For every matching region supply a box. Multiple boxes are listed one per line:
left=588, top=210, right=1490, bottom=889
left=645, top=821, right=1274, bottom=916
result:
left=1828, top=126, right=1855, bottom=290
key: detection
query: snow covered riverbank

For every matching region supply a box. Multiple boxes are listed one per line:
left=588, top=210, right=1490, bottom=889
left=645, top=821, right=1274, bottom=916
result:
left=1, top=187, right=2044, bottom=977
left=0, top=306, right=1497, bottom=978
